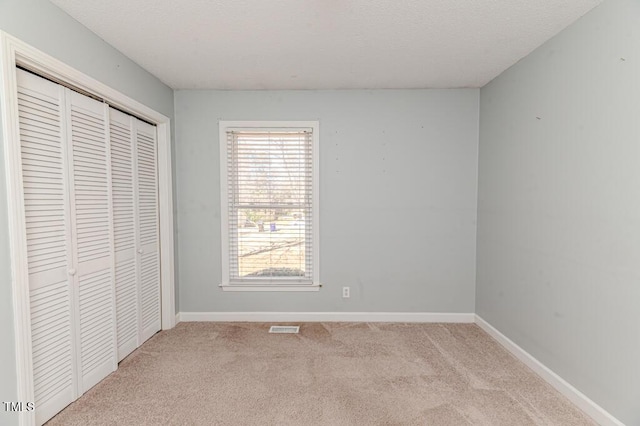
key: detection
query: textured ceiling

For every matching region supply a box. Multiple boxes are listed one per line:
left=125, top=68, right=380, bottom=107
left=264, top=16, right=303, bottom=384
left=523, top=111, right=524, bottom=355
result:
left=49, top=0, right=603, bottom=90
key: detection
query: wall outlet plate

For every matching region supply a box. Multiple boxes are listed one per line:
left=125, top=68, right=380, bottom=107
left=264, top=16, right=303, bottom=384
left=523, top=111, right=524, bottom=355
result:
left=342, top=287, right=350, bottom=298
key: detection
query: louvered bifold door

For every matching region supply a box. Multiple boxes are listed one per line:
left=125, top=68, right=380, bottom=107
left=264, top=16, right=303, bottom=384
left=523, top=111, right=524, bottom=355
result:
left=16, top=69, right=77, bottom=426
left=135, top=119, right=161, bottom=341
left=109, top=109, right=140, bottom=361
left=66, top=90, right=117, bottom=393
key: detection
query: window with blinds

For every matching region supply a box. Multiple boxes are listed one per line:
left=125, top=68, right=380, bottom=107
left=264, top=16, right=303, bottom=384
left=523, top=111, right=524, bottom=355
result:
left=219, top=121, right=319, bottom=291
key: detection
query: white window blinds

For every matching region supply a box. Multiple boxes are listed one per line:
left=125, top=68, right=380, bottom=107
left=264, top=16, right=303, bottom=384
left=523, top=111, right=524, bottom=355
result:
left=221, top=123, right=319, bottom=289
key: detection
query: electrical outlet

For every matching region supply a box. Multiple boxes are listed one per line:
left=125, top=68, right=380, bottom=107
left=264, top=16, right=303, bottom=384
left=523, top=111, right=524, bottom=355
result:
left=342, top=287, right=350, bottom=298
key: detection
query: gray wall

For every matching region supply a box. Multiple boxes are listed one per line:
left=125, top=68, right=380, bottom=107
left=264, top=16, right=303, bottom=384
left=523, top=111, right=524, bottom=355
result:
left=476, top=0, right=640, bottom=424
left=175, top=89, right=479, bottom=313
left=0, top=0, right=174, bottom=424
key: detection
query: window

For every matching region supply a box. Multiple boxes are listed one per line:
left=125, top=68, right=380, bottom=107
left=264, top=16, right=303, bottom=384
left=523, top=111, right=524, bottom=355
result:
left=219, top=121, right=320, bottom=291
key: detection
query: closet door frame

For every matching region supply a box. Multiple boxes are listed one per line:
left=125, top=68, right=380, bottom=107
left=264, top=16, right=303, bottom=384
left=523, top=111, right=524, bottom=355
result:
left=0, top=31, right=175, bottom=426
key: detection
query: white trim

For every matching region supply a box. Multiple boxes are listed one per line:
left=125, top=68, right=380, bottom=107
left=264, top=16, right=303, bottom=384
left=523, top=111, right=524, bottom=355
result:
left=0, top=31, right=176, bottom=425
left=218, top=120, right=320, bottom=291
left=219, top=284, right=320, bottom=292
left=0, top=31, right=35, bottom=426
left=157, top=120, right=176, bottom=329
left=475, top=315, right=624, bottom=426
left=169, top=313, right=622, bottom=425
left=219, top=121, right=229, bottom=286
left=177, top=311, right=475, bottom=323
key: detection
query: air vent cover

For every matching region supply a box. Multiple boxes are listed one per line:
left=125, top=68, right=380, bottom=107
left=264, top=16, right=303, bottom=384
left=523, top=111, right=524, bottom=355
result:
left=269, top=325, right=300, bottom=334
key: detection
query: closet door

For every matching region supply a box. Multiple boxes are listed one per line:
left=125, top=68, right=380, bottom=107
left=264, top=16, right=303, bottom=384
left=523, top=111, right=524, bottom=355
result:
left=135, top=120, right=161, bottom=341
left=17, top=69, right=77, bottom=426
left=135, top=120, right=161, bottom=342
left=109, top=109, right=139, bottom=360
left=66, top=90, right=117, bottom=392
left=109, top=110, right=160, bottom=359
left=16, top=68, right=156, bottom=425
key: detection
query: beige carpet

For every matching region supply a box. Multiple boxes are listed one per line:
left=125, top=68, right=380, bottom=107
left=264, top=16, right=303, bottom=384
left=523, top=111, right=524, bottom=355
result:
left=46, top=322, right=595, bottom=425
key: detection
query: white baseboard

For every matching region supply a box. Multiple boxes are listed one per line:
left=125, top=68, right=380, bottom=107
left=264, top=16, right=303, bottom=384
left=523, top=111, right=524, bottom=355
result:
left=173, top=311, right=621, bottom=425
left=475, top=315, right=624, bottom=426
left=176, top=311, right=475, bottom=323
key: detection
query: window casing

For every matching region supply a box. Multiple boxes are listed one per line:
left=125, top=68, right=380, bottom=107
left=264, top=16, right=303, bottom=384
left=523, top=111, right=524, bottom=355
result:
left=219, top=121, right=320, bottom=291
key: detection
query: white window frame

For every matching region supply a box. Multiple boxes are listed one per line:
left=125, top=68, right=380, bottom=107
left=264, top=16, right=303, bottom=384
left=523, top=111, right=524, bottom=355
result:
left=219, top=121, right=320, bottom=292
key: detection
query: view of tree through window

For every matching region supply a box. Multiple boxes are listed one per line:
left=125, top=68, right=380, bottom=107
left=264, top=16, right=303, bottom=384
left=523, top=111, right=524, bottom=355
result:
left=227, top=130, right=313, bottom=280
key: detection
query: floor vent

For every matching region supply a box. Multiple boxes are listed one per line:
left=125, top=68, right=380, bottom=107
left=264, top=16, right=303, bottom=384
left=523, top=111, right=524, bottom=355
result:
left=269, top=325, right=300, bottom=334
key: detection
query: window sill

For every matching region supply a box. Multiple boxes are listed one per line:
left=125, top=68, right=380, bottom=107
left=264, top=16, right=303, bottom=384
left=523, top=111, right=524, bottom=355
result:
left=219, top=283, right=321, bottom=292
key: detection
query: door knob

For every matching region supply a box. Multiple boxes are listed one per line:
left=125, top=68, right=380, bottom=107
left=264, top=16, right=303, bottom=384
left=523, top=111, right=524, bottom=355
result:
left=68, top=269, right=77, bottom=276
left=137, top=249, right=144, bottom=254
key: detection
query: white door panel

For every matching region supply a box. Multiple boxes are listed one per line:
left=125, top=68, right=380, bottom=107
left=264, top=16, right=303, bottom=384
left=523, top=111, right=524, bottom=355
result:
left=66, top=90, right=116, bottom=393
left=109, top=108, right=140, bottom=361
left=16, top=69, right=77, bottom=426
left=135, top=119, right=161, bottom=341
